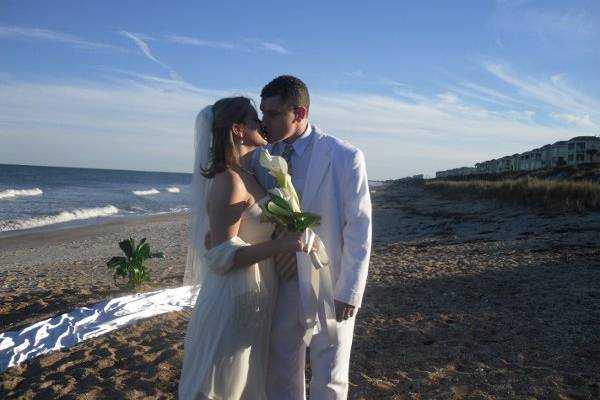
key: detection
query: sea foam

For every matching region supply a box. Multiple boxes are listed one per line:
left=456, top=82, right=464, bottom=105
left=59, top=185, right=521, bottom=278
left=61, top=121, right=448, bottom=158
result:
left=133, top=189, right=160, bottom=196
left=167, top=187, right=180, bottom=193
left=0, top=188, right=43, bottom=200
left=0, top=205, right=119, bottom=232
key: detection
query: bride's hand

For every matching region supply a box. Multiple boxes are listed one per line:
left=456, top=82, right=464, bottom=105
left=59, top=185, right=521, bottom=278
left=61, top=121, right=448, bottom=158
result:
left=279, top=231, right=310, bottom=253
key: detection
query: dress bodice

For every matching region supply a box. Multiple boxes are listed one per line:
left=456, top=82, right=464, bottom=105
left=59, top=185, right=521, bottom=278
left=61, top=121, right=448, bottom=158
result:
left=237, top=198, right=274, bottom=245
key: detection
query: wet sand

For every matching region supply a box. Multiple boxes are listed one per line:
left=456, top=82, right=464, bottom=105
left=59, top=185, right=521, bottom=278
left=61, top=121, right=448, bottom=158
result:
left=1, top=181, right=599, bottom=399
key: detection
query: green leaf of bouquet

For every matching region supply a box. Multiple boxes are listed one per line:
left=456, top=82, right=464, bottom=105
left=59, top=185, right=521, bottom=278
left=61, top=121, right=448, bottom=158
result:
left=270, top=195, right=294, bottom=212
left=264, top=209, right=291, bottom=227
left=303, top=214, right=321, bottom=227
left=267, top=201, right=292, bottom=217
left=271, top=194, right=294, bottom=212
left=304, top=211, right=322, bottom=219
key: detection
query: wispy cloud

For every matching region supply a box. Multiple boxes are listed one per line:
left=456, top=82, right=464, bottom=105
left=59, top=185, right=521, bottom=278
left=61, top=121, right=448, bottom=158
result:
left=520, top=11, right=597, bottom=37
left=0, top=75, right=223, bottom=172
left=552, top=113, right=594, bottom=127
left=255, top=40, right=288, bottom=54
left=118, top=30, right=182, bottom=81
left=493, top=5, right=598, bottom=39
left=0, top=26, right=122, bottom=51
left=444, top=80, right=537, bottom=111
left=242, top=38, right=289, bottom=54
left=495, top=0, right=532, bottom=8
left=379, top=78, right=408, bottom=88
left=166, top=35, right=241, bottom=50
left=96, top=67, right=207, bottom=95
left=391, top=89, right=428, bottom=103
left=344, top=70, right=365, bottom=78
left=482, top=60, right=600, bottom=126
left=166, top=34, right=289, bottom=54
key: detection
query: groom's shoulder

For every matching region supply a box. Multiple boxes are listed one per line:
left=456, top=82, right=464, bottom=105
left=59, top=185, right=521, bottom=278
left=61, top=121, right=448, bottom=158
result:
left=315, top=126, right=364, bottom=160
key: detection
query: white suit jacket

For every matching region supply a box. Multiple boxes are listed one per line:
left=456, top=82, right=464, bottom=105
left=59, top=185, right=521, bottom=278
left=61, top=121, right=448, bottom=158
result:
left=255, top=125, right=372, bottom=311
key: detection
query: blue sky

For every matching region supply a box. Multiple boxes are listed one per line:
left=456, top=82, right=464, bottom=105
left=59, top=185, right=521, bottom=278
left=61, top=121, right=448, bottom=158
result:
left=1, top=0, right=599, bottom=179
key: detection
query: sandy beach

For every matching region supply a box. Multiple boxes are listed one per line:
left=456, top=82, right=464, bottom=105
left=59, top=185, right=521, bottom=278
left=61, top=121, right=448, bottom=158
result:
left=1, top=181, right=600, bottom=399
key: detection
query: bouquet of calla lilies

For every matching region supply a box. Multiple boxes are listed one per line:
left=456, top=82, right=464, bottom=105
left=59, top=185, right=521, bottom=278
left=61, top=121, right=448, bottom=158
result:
left=259, top=148, right=321, bottom=232
left=259, top=148, right=336, bottom=343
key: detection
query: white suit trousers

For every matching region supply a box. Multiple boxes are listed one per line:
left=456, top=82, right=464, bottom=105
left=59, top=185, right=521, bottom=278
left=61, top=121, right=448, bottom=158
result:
left=267, top=276, right=357, bottom=400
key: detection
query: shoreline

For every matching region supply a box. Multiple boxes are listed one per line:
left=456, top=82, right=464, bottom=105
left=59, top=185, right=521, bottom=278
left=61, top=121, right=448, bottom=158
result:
left=0, top=212, right=189, bottom=252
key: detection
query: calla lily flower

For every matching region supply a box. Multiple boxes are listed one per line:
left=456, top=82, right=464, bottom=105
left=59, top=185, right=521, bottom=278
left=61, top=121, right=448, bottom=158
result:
left=259, top=149, right=288, bottom=187
left=259, top=148, right=319, bottom=233
left=269, top=187, right=290, bottom=202
left=269, top=187, right=301, bottom=213
left=260, top=148, right=301, bottom=211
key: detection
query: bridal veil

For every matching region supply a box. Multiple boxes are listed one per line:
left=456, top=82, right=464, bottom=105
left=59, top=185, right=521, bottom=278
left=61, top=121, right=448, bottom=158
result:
left=183, top=105, right=213, bottom=305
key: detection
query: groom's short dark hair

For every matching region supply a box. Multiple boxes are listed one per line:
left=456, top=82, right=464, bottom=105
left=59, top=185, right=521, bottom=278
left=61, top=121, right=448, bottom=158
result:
left=261, top=75, right=310, bottom=110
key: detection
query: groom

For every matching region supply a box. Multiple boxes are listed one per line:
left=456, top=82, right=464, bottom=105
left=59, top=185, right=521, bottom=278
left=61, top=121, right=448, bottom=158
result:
left=254, top=75, right=372, bottom=399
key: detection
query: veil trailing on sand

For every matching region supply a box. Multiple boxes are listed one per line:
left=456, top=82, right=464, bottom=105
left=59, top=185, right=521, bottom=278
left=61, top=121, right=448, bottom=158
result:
left=183, top=105, right=214, bottom=305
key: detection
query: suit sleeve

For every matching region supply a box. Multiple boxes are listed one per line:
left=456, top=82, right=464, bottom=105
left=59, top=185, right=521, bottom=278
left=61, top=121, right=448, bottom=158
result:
left=334, top=149, right=372, bottom=307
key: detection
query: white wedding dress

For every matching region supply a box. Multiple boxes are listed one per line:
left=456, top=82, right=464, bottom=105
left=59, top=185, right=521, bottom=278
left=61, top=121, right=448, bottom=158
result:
left=178, top=200, right=277, bottom=400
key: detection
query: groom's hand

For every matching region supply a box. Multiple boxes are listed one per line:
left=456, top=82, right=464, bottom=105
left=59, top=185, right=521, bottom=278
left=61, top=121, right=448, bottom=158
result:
left=334, top=300, right=355, bottom=322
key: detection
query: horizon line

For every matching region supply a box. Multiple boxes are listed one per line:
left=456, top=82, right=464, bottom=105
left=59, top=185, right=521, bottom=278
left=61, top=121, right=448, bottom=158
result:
left=0, top=163, right=192, bottom=175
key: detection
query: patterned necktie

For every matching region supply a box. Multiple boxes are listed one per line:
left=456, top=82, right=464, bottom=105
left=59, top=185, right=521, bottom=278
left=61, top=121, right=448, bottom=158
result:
left=281, top=143, right=294, bottom=172
left=272, top=143, right=297, bottom=280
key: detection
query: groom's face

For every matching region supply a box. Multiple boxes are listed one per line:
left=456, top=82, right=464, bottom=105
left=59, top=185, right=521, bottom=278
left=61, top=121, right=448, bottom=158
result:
left=260, top=95, right=298, bottom=144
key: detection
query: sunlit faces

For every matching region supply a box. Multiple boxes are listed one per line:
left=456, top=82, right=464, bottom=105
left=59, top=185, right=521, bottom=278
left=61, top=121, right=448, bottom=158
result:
left=259, top=95, right=301, bottom=144
left=233, top=109, right=268, bottom=148
left=241, top=109, right=268, bottom=148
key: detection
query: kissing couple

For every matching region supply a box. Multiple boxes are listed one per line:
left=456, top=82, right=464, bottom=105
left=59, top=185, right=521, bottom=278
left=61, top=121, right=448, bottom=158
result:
left=178, top=75, right=372, bottom=399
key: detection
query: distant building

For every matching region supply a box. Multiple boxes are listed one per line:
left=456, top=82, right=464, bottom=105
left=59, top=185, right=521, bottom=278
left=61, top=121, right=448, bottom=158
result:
left=567, top=136, right=600, bottom=165
left=552, top=141, right=568, bottom=166
left=435, top=136, right=600, bottom=178
left=539, top=144, right=552, bottom=169
left=496, top=156, right=512, bottom=173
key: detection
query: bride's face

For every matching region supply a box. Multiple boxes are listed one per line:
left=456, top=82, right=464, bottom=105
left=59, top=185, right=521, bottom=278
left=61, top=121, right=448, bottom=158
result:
left=239, top=109, right=267, bottom=148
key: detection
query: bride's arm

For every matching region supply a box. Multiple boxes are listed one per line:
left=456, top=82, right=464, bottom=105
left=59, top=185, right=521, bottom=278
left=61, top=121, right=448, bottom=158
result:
left=208, top=170, right=304, bottom=271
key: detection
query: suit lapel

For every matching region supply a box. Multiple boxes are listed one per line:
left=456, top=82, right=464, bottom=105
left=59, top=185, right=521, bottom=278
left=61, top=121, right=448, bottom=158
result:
left=301, top=126, right=331, bottom=209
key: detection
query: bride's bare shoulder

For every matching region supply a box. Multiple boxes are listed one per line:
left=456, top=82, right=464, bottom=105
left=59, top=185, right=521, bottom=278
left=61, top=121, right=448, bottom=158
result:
left=208, top=169, right=248, bottom=207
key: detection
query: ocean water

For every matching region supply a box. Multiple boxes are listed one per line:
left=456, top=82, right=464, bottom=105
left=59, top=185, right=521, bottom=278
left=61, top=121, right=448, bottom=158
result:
left=0, top=164, right=192, bottom=237
left=0, top=164, right=384, bottom=237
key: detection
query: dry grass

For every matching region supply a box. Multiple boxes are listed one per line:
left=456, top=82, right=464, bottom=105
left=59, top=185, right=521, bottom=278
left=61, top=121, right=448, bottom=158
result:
left=426, top=178, right=600, bottom=212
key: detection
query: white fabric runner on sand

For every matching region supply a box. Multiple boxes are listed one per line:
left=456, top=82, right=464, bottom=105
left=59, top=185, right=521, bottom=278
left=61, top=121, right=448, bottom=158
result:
left=0, top=286, right=194, bottom=373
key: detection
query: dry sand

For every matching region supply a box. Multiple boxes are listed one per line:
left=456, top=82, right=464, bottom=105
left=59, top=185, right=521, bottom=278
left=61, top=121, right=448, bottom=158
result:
left=1, top=181, right=599, bottom=399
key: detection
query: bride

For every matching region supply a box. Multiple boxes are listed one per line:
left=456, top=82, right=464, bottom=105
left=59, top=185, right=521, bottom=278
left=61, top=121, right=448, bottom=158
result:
left=178, top=97, right=307, bottom=399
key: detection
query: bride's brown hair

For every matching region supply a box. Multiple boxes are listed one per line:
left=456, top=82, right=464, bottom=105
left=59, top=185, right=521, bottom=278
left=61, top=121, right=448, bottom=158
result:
left=201, top=97, right=257, bottom=178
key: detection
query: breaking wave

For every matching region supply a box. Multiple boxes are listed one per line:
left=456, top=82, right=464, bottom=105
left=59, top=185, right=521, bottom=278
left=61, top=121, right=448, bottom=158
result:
left=0, top=205, right=120, bottom=232
left=167, top=187, right=180, bottom=193
left=0, top=188, right=43, bottom=200
left=133, top=189, right=160, bottom=196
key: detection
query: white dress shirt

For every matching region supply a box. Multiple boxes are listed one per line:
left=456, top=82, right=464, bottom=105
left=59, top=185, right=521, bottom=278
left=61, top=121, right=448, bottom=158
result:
left=277, top=123, right=314, bottom=199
